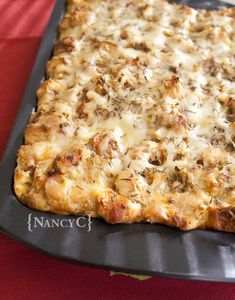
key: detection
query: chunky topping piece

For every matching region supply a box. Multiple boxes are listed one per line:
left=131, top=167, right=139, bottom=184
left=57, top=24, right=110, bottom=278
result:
left=88, top=133, right=119, bottom=158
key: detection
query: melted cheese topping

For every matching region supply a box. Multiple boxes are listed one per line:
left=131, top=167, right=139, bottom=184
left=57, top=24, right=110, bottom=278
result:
left=14, top=0, right=235, bottom=230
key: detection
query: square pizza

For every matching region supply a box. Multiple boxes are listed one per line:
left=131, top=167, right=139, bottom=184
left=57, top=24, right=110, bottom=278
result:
left=14, top=0, right=235, bottom=232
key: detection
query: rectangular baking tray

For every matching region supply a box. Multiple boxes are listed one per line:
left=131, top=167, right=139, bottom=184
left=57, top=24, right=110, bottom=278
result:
left=0, top=0, right=235, bottom=282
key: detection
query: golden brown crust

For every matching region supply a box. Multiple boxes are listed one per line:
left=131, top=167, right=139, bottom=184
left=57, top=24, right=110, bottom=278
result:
left=96, top=190, right=143, bottom=224
left=14, top=0, right=235, bottom=233
left=54, top=37, right=78, bottom=56
left=207, top=207, right=235, bottom=233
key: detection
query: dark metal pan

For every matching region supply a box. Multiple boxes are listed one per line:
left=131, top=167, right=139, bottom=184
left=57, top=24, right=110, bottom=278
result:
left=0, top=0, right=235, bottom=282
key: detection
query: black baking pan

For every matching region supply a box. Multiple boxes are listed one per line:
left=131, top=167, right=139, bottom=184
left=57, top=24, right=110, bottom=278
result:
left=0, top=0, right=235, bottom=282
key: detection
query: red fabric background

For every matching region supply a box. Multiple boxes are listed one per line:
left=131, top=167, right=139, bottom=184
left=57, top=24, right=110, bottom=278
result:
left=0, top=1, right=235, bottom=299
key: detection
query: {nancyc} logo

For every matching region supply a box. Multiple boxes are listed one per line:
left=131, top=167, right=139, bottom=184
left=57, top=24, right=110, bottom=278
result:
left=27, top=214, right=92, bottom=232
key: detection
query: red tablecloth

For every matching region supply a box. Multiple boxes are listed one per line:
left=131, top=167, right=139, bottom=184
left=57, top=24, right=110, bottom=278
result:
left=1, top=1, right=235, bottom=299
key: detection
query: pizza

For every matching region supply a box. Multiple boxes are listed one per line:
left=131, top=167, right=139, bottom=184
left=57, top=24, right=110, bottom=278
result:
left=14, top=0, right=235, bottom=233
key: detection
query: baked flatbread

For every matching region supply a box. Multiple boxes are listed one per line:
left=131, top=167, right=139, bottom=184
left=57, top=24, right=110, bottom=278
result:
left=14, top=0, right=235, bottom=232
